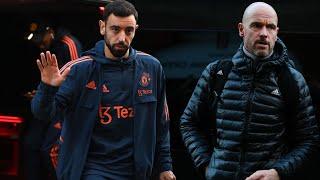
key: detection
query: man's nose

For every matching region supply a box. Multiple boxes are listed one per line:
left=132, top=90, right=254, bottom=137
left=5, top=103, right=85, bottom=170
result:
left=117, top=31, right=126, bottom=42
left=259, top=26, right=268, bottom=37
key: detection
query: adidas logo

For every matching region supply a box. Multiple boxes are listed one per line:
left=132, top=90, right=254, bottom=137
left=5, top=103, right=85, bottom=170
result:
left=217, top=70, right=223, bottom=75
left=86, top=80, right=97, bottom=90
left=271, top=88, right=280, bottom=96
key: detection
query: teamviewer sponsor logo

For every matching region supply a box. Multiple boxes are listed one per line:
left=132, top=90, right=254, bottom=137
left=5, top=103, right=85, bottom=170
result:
left=99, top=104, right=134, bottom=125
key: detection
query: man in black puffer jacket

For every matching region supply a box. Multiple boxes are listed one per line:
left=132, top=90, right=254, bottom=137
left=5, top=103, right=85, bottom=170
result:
left=180, top=2, right=320, bottom=180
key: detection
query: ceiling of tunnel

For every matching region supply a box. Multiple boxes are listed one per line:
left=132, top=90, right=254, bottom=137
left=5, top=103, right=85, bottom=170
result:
left=0, top=0, right=319, bottom=33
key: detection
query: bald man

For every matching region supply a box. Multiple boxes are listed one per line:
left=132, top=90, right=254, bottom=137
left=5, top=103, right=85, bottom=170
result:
left=180, top=2, right=319, bottom=180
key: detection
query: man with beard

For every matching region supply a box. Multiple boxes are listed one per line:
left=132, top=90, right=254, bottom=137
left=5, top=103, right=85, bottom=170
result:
left=31, top=0, right=175, bottom=180
left=180, top=2, right=319, bottom=180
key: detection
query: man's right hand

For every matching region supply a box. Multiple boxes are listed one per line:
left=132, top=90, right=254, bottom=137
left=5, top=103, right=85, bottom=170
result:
left=36, top=51, right=71, bottom=87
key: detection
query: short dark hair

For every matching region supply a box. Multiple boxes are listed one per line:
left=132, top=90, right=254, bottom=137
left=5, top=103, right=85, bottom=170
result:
left=103, top=0, right=138, bottom=22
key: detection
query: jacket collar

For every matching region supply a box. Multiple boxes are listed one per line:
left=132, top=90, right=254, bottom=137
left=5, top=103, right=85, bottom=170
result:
left=232, top=38, right=290, bottom=74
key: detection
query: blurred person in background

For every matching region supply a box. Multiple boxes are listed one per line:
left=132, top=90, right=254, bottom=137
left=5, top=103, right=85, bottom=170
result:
left=22, top=21, right=82, bottom=180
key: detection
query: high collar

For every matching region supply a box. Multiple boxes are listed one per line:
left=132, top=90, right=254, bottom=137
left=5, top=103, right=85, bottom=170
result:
left=242, top=46, right=273, bottom=61
left=232, top=38, right=289, bottom=75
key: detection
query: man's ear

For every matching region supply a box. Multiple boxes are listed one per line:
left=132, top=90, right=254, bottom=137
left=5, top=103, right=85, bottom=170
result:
left=99, top=20, right=105, bottom=35
left=238, top=23, right=244, bottom=37
left=135, top=24, right=139, bottom=30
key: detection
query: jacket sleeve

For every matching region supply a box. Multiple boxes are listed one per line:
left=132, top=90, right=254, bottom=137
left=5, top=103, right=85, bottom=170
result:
left=154, top=65, right=173, bottom=174
left=272, top=69, right=320, bottom=179
left=31, top=65, right=78, bottom=123
left=180, top=62, right=217, bottom=171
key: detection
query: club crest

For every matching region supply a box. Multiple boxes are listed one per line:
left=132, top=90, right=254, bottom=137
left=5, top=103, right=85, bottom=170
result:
left=140, top=72, right=151, bottom=87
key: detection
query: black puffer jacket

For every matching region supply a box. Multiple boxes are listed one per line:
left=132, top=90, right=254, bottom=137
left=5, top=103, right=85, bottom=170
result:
left=180, top=39, right=319, bottom=180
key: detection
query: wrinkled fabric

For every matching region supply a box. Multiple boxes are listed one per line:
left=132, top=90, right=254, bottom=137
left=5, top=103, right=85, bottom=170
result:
left=180, top=39, right=320, bottom=180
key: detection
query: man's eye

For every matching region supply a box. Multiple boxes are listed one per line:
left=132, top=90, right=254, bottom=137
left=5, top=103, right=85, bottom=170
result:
left=267, top=25, right=277, bottom=30
left=125, top=28, right=134, bottom=35
left=111, top=27, right=120, bottom=32
left=251, top=23, right=261, bottom=28
left=125, top=30, right=132, bottom=35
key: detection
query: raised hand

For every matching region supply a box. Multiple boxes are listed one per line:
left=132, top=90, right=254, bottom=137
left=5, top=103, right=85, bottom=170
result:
left=36, top=51, right=71, bottom=87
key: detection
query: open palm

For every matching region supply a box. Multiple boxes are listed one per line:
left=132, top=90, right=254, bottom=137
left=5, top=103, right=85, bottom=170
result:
left=36, top=51, right=70, bottom=87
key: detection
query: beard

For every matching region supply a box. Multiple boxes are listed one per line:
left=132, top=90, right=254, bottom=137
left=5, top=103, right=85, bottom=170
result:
left=105, top=37, right=129, bottom=58
left=253, top=39, right=272, bottom=57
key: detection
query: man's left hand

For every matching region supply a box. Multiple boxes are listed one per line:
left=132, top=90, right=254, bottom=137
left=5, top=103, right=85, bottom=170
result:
left=245, top=169, right=279, bottom=180
left=160, top=170, right=176, bottom=180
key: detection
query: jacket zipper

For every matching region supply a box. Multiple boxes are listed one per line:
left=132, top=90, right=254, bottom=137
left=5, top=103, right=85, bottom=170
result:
left=237, top=74, right=255, bottom=179
left=120, top=61, right=126, bottom=91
